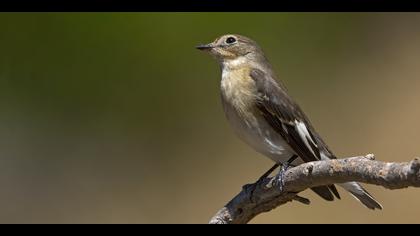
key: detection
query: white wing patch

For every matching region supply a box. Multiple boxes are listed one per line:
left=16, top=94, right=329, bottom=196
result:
left=294, top=120, right=318, bottom=157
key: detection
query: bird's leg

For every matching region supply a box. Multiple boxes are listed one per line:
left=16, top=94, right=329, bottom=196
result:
left=248, top=163, right=281, bottom=200
left=256, top=163, right=280, bottom=183
left=256, top=154, right=298, bottom=183
left=275, top=155, right=298, bottom=192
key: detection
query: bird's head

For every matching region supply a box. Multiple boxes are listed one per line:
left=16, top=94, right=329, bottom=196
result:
left=196, top=34, right=266, bottom=67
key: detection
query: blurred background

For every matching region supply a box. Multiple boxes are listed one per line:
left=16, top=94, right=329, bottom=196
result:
left=0, top=13, right=420, bottom=223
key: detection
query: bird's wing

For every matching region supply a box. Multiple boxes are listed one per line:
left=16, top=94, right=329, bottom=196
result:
left=250, top=69, right=322, bottom=163
left=250, top=68, right=340, bottom=200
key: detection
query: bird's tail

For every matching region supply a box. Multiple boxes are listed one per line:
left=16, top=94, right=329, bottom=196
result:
left=339, top=182, right=383, bottom=210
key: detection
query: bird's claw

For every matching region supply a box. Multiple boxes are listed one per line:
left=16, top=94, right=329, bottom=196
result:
left=273, top=163, right=290, bottom=192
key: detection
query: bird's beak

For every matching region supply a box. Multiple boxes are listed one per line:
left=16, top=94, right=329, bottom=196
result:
left=196, top=43, right=214, bottom=51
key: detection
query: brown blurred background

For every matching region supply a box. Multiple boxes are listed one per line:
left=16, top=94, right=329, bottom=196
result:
left=0, top=13, right=419, bottom=223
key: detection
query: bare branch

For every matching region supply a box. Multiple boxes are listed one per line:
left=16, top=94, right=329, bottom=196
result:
left=209, top=155, right=420, bottom=224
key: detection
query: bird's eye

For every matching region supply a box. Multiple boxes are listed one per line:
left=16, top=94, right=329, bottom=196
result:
left=225, top=37, right=236, bottom=44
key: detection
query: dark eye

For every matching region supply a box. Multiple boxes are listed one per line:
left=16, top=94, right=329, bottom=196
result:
left=225, top=37, right=236, bottom=44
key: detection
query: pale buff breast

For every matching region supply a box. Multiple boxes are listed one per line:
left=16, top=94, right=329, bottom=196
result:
left=220, top=66, right=297, bottom=164
left=220, top=67, right=257, bottom=120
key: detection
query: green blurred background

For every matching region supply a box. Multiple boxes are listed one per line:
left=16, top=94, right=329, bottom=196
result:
left=0, top=13, right=420, bottom=223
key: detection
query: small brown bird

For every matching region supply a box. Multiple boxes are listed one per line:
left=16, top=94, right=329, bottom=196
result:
left=197, top=34, right=382, bottom=210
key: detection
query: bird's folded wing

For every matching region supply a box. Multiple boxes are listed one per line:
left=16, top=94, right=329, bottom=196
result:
left=250, top=69, right=322, bottom=163
left=250, top=69, right=341, bottom=200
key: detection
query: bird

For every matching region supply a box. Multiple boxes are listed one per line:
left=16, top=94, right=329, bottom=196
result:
left=196, top=34, right=382, bottom=210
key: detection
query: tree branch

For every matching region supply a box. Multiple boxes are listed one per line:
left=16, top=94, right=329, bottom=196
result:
left=209, top=154, right=420, bottom=224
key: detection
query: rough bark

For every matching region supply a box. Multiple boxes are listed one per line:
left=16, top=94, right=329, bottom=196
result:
left=209, top=155, right=420, bottom=224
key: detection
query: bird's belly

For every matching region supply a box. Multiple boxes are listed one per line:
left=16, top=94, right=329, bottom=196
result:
left=223, top=102, right=300, bottom=164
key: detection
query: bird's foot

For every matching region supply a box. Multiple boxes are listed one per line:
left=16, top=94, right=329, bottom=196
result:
left=273, top=162, right=291, bottom=192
